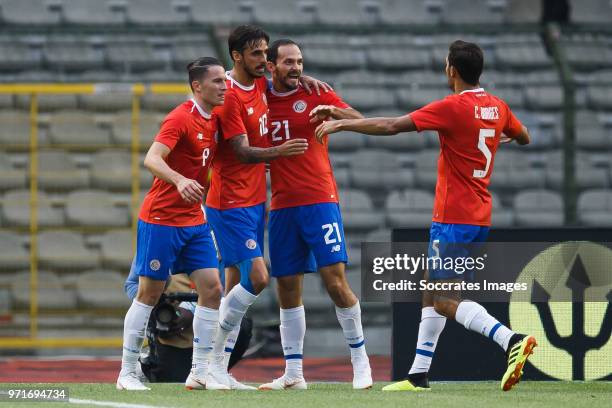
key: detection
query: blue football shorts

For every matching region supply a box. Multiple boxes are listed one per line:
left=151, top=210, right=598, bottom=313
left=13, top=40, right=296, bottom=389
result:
left=134, top=219, right=219, bottom=281
left=269, top=202, right=348, bottom=278
left=205, top=203, right=265, bottom=268
left=427, top=221, right=489, bottom=281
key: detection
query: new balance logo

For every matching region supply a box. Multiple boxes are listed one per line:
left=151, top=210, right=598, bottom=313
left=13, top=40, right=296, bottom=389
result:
left=331, top=245, right=341, bottom=253
left=197, top=133, right=203, bottom=140
left=247, top=107, right=254, bottom=115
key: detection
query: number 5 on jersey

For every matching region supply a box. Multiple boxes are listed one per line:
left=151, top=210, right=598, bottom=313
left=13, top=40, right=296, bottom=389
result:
left=473, top=128, right=495, bottom=178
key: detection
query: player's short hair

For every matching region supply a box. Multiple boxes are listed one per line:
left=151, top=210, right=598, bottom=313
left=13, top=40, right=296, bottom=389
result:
left=186, top=57, right=223, bottom=91
left=267, top=39, right=300, bottom=64
left=228, top=25, right=270, bottom=62
left=448, top=40, right=484, bottom=86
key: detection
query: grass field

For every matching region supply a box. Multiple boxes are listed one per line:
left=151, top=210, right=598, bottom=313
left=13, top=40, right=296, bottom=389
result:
left=1, top=382, right=611, bottom=408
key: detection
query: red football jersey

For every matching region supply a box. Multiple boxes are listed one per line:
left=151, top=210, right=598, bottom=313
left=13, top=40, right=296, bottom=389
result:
left=409, top=88, right=523, bottom=226
left=206, top=73, right=269, bottom=209
left=267, top=86, right=349, bottom=210
left=139, top=99, right=218, bottom=226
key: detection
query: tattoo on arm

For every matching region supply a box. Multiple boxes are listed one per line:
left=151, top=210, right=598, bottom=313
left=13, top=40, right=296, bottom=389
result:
left=229, top=134, right=280, bottom=163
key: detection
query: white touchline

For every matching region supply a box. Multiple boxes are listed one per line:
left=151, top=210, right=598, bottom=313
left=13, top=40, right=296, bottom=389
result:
left=69, top=398, right=176, bottom=408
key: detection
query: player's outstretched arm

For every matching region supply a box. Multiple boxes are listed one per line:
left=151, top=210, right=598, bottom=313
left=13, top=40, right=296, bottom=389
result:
left=144, top=141, right=204, bottom=204
left=229, top=134, right=309, bottom=164
left=309, top=105, right=363, bottom=123
left=315, top=114, right=417, bottom=143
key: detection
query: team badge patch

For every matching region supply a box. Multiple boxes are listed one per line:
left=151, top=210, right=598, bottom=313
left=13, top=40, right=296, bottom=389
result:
left=149, top=259, right=161, bottom=271
left=293, top=100, right=307, bottom=113
left=245, top=239, right=257, bottom=250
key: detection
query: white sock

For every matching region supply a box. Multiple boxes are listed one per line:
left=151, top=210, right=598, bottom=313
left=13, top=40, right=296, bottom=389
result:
left=455, top=300, right=515, bottom=351
left=335, top=301, right=368, bottom=362
left=280, top=306, right=306, bottom=378
left=219, top=297, right=242, bottom=370
left=191, top=305, right=219, bottom=377
left=409, top=307, right=447, bottom=375
left=120, top=299, right=153, bottom=376
left=223, top=324, right=242, bottom=370
left=213, top=284, right=257, bottom=356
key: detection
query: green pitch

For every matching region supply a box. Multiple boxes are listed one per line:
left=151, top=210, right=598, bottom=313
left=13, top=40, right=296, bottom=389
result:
left=3, top=382, right=611, bottom=408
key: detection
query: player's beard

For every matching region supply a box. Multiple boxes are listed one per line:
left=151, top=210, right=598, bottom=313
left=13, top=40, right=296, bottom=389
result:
left=246, top=63, right=266, bottom=78
left=282, top=70, right=301, bottom=90
left=282, top=74, right=300, bottom=90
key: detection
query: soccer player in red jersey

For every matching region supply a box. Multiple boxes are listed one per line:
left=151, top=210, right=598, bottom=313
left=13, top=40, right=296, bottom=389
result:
left=316, top=40, right=535, bottom=392
left=257, top=39, right=372, bottom=390
left=204, top=25, right=329, bottom=389
left=116, top=57, right=228, bottom=391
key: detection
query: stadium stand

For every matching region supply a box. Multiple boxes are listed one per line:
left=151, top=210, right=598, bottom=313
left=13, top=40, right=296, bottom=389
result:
left=513, top=189, right=565, bottom=227
left=385, top=189, right=434, bottom=228
left=37, top=230, right=100, bottom=270
left=37, top=150, right=89, bottom=191
left=65, top=190, right=130, bottom=228
left=1, top=189, right=65, bottom=227
left=576, top=189, right=612, bottom=226
left=0, top=0, right=610, bottom=343
left=75, top=270, right=131, bottom=309
left=99, top=230, right=133, bottom=270
left=0, top=231, right=29, bottom=271
left=0, top=152, right=26, bottom=190
left=12, top=270, right=78, bottom=310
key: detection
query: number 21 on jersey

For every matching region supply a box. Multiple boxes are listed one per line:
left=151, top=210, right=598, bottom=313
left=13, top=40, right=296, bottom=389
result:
left=271, top=120, right=290, bottom=142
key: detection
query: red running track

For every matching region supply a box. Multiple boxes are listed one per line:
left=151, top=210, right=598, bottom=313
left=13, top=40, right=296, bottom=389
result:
left=0, top=356, right=390, bottom=383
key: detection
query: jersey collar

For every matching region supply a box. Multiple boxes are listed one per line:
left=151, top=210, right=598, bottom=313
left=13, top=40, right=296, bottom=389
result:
left=190, top=98, right=211, bottom=119
left=269, top=85, right=300, bottom=97
left=226, top=71, right=255, bottom=91
left=459, top=87, right=485, bottom=95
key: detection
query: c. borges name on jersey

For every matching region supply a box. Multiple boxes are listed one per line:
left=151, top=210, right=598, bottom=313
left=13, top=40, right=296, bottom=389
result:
left=474, top=106, right=500, bottom=120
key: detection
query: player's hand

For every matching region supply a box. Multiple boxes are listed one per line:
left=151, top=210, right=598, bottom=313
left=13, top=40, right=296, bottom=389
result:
left=309, top=105, right=336, bottom=123
left=315, top=120, right=344, bottom=143
left=277, top=138, right=309, bottom=157
left=300, top=75, right=332, bottom=96
left=176, top=177, right=204, bottom=204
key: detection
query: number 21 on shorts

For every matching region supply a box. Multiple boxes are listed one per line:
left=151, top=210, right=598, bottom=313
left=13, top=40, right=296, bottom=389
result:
left=322, top=222, right=342, bottom=244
